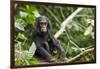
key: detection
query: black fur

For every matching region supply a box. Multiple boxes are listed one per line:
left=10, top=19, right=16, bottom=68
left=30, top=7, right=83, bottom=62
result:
left=32, top=16, right=66, bottom=61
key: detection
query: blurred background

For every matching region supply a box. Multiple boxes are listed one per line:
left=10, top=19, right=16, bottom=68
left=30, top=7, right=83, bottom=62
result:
left=14, top=3, right=95, bottom=66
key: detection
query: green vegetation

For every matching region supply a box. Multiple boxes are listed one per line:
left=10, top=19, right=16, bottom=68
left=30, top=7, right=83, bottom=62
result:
left=14, top=4, right=95, bottom=66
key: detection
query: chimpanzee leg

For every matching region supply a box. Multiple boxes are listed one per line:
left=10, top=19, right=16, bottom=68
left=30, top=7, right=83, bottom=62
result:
left=36, top=46, right=53, bottom=61
left=54, top=40, right=66, bottom=59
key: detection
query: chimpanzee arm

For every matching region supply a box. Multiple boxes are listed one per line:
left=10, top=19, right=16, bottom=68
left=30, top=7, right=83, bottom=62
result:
left=32, top=31, right=53, bottom=61
left=48, top=31, right=56, bottom=43
left=32, top=31, right=41, bottom=47
left=48, top=32, right=66, bottom=59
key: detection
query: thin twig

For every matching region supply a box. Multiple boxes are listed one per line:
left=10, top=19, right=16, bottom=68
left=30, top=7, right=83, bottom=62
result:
left=76, top=15, right=94, bottom=18
left=67, top=48, right=94, bottom=63
left=60, top=7, right=65, bottom=19
left=65, top=29, right=82, bottom=51
left=43, top=6, right=61, bottom=24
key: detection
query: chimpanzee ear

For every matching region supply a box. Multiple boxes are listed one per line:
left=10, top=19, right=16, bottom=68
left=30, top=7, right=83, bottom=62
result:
left=34, top=17, right=41, bottom=33
left=47, top=17, right=52, bottom=31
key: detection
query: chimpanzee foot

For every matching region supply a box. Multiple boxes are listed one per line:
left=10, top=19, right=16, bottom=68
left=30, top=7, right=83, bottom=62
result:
left=48, top=58, right=57, bottom=62
left=61, top=57, right=68, bottom=62
left=64, top=58, right=68, bottom=61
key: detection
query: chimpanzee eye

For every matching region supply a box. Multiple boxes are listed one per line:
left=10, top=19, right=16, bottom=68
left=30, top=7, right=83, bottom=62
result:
left=41, top=22, right=47, bottom=24
left=40, top=22, right=47, bottom=25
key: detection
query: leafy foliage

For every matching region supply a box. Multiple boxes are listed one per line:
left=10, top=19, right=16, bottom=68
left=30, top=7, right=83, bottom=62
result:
left=14, top=4, right=95, bottom=66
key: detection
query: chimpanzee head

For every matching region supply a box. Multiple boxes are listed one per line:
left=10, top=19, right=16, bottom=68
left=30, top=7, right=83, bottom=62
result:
left=35, top=16, right=52, bottom=33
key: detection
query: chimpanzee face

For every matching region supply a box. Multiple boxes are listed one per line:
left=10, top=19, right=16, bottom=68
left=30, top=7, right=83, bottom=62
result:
left=39, top=17, right=48, bottom=32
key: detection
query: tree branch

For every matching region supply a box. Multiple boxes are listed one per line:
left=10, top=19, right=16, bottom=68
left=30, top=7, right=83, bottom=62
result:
left=54, top=8, right=83, bottom=38
left=76, top=14, right=94, bottom=18
left=66, top=48, right=94, bottom=63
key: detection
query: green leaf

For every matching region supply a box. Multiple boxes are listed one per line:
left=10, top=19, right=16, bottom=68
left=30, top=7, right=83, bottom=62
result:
left=15, top=58, right=22, bottom=66
left=19, top=11, right=28, bottom=18
left=28, top=58, right=39, bottom=64
left=15, top=19, right=26, bottom=31
left=84, top=26, right=92, bottom=36
left=32, top=10, right=40, bottom=17
left=28, top=42, right=37, bottom=57
left=26, top=5, right=29, bottom=10
left=17, top=33, right=27, bottom=40
left=73, top=23, right=80, bottom=31
left=86, top=19, right=94, bottom=26
left=91, top=32, right=94, bottom=39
